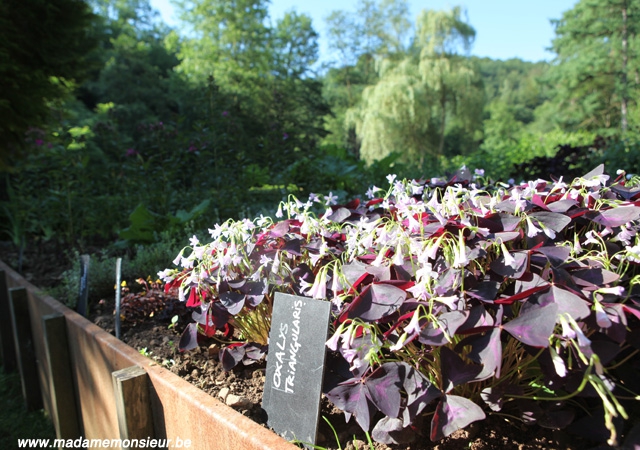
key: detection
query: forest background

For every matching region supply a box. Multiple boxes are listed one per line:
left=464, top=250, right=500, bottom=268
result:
left=2, top=0, right=640, bottom=282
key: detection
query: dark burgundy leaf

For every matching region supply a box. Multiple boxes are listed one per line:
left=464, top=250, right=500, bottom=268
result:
left=458, top=305, right=495, bottom=333
left=326, top=381, right=376, bottom=431
left=466, top=280, right=500, bottom=303
left=243, top=343, right=266, bottom=363
left=478, top=213, right=522, bottom=232
left=401, top=364, right=440, bottom=425
left=480, top=384, right=523, bottom=411
left=220, top=343, right=245, bottom=371
left=365, top=363, right=403, bottom=418
left=611, top=184, right=640, bottom=201
left=546, top=199, right=578, bottom=213
left=372, top=417, right=414, bottom=445
left=541, top=286, right=590, bottom=320
left=178, top=322, right=199, bottom=351
left=240, top=279, right=268, bottom=295
left=219, top=291, right=246, bottom=315
left=534, top=246, right=572, bottom=267
left=570, top=267, right=619, bottom=288
left=503, top=303, right=558, bottom=347
left=282, top=238, right=302, bottom=255
left=341, top=260, right=369, bottom=288
left=366, top=264, right=391, bottom=281
left=341, top=283, right=407, bottom=322
left=440, top=346, right=483, bottom=393
left=430, top=394, right=486, bottom=441
left=462, top=327, right=502, bottom=380
left=327, top=207, right=352, bottom=223
left=494, top=284, right=549, bottom=305
left=269, top=220, right=290, bottom=238
left=586, top=205, right=640, bottom=228
left=490, top=251, right=528, bottom=279
left=418, top=310, right=468, bottom=346
left=529, top=212, right=571, bottom=233
left=245, top=295, right=264, bottom=307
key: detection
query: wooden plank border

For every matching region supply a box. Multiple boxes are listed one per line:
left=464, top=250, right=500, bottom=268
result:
left=9, top=286, right=43, bottom=411
left=0, top=269, right=17, bottom=371
left=112, top=366, right=155, bottom=448
left=42, top=314, right=81, bottom=440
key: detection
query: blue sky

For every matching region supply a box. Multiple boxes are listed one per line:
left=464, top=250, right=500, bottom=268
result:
left=149, top=0, right=578, bottom=63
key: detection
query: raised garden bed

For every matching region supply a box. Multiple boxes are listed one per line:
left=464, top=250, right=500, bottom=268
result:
left=0, top=259, right=296, bottom=450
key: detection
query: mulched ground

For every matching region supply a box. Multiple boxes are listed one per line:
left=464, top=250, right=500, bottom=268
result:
left=0, top=241, right=610, bottom=449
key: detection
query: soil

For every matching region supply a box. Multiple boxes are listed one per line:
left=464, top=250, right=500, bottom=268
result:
left=0, top=241, right=608, bottom=449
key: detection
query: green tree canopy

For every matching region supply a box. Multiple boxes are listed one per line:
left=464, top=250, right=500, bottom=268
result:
left=0, top=0, right=97, bottom=167
left=543, top=0, right=640, bottom=135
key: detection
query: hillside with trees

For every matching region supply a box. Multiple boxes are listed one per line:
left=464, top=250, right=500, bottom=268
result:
left=2, top=0, right=640, bottom=250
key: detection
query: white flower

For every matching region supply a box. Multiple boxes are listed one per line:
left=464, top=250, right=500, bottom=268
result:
left=325, top=192, right=338, bottom=206
left=501, top=243, right=517, bottom=268
left=386, top=174, right=397, bottom=185
left=157, top=269, right=174, bottom=283
left=189, top=235, right=199, bottom=246
left=452, top=231, right=469, bottom=269
left=172, top=250, right=184, bottom=266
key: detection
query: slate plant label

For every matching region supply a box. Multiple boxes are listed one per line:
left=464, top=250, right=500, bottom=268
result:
left=77, top=254, right=90, bottom=317
left=262, top=292, right=331, bottom=446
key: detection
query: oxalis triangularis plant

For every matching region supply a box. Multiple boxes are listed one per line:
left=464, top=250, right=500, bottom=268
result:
left=159, top=165, right=640, bottom=446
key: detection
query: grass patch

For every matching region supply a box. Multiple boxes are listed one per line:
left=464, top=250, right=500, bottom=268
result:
left=0, top=366, right=55, bottom=449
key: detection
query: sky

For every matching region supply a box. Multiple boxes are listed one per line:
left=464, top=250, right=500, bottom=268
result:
left=149, top=0, right=578, bottom=63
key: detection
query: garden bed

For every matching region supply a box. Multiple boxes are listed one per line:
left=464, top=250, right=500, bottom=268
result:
left=0, top=259, right=295, bottom=450
left=0, top=251, right=595, bottom=449
left=3, top=167, right=640, bottom=449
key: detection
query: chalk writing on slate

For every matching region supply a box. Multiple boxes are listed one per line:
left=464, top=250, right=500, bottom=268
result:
left=262, top=292, right=331, bottom=446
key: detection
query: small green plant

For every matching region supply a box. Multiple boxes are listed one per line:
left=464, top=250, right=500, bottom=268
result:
left=138, top=347, right=152, bottom=357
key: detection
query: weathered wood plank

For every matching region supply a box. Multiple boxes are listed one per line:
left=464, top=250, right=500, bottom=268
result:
left=42, top=314, right=81, bottom=440
left=112, top=365, right=155, bottom=449
left=9, top=287, right=43, bottom=411
left=0, top=269, right=17, bottom=371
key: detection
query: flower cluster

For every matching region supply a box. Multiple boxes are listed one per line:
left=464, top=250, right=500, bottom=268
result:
left=162, top=165, right=640, bottom=445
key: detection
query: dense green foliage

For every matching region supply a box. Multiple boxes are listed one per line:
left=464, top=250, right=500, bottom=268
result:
left=0, top=0, right=97, bottom=167
left=3, top=0, right=640, bottom=261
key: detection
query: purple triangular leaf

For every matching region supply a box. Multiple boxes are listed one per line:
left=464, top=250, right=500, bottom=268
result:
left=365, top=363, right=403, bottom=418
left=327, top=207, right=352, bottom=223
left=587, top=205, right=640, bottom=228
left=219, top=291, right=246, bottom=315
left=542, top=286, right=591, bottom=320
left=529, top=211, right=571, bottom=233
left=570, top=267, right=619, bottom=288
left=440, top=346, right=483, bottom=393
left=418, top=310, right=468, bottom=346
left=220, top=343, right=245, bottom=371
left=430, top=394, right=486, bottom=441
left=480, top=383, right=523, bottom=411
left=372, top=417, right=415, bottom=445
left=178, top=322, right=199, bottom=351
left=343, top=282, right=407, bottom=322
left=490, top=251, right=528, bottom=278
left=503, top=303, right=558, bottom=347
left=462, top=327, right=503, bottom=380
left=401, top=364, right=440, bottom=426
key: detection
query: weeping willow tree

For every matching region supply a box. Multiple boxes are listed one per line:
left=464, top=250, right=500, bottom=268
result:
left=349, top=6, right=484, bottom=169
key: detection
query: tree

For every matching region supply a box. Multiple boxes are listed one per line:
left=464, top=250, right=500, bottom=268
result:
left=322, top=0, right=411, bottom=153
left=348, top=7, right=483, bottom=169
left=545, top=0, right=640, bottom=134
left=0, top=0, right=97, bottom=167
